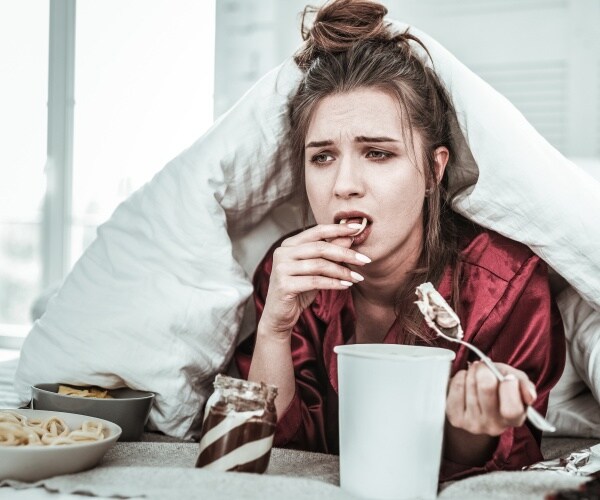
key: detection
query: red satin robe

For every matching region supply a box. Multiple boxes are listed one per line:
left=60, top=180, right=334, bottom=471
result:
left=235, top=227, right=566, bottom=481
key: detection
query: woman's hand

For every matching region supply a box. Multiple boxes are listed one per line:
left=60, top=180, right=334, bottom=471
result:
left=446, top=361, right=537, bottom=437
left=259, top=223, right=371, bottom=339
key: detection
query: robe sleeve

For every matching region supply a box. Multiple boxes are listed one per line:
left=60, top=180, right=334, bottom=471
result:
left=440, top=256, right=566, bottom=481
left=234, top=247, right=329, bottom=451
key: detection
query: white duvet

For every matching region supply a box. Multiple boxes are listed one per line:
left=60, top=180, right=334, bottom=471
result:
left=14, top=21, right=600, bottom=439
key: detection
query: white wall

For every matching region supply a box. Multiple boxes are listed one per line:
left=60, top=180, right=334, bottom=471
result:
left=214, top=0, right=600, bottom=159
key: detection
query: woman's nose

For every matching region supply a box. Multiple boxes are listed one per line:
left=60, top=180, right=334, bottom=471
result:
left=333, top=156, right=365, bottom=199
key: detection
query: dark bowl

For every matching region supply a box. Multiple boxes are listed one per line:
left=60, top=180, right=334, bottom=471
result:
left=31, top=383, right=154, bottom=441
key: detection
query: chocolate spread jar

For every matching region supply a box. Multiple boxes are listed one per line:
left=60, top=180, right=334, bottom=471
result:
left=195, top=375, right=278, bottom=473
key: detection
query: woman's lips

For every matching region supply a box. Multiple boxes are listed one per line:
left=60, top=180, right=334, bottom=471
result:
left=334, top=211, right=372, bottom=225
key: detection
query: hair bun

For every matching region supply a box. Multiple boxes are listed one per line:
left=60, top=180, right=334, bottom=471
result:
left=295, top=0, right=389, bottom=69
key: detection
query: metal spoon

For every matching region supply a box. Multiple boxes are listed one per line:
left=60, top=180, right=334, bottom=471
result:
left=415, top=283, right=556, bottom=433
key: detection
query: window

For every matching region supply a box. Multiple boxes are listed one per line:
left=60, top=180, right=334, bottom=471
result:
left=0, top=0, right=215, bottom=345
left=72, top=0, right=215, bottom=269
left=0, top=2, right=49, bottom=337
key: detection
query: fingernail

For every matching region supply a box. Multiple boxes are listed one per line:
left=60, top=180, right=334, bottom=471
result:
left=340, top=280, right=353, bottom=287
left=350, top=271, right=364, bottom=282
left=347, top=223, right=362, bottom=229
left=355, top=253, right=372, bottom=263
left=528, top=384, right=537, bottom=400
left=503, top=374, right=517, bottom=382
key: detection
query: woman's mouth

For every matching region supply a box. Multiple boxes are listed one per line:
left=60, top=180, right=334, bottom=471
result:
left=349, top=222, right=371, bottom=246
left=337, top=214, right=373, bottom=246
left=339, top=217, right=367, bottom=235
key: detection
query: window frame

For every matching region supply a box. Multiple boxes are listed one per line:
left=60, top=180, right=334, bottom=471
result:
left=0, top=0, right=74, bottom=349
left=43, top=0, right=76, bottom=290
left=1, top=0, right=215, bottom=349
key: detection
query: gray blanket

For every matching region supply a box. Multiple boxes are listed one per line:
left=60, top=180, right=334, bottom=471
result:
left=1, top=437, right=599, bottom=499
left=2, top=444, right=347, bottom=499
left=2, top=357, right=599, bottom=499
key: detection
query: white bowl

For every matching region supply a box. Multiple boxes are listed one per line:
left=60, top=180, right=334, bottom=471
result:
left=0, top=408, right=122, bottom=482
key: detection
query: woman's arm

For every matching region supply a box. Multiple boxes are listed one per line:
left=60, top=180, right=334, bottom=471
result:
left=247, top=325, right=296, bottom=420
left=245, top=223, right=365, bottom=417
left=236, top=224, right=371, bottom=451
left=440, top=255, right=566, bottom=480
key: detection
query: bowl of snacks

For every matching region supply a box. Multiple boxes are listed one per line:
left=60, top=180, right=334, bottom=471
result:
left=0, top=408, right=121, bottom=481
left=31, top=384, right=154, bottom=441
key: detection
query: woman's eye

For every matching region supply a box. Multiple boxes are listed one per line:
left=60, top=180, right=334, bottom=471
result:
left=311, top=153, right=334, bottom=164
left=366, top=150, right=393, bottom=160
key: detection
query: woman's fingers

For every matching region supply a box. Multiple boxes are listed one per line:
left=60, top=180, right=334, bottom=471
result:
left=464, top=361, right=483, bottom=421
left=281, top=275, right=358, bottom=294
left=498, top=375, right=526, bottom=426
left=495, top=363, right=537, bottom=406
left=474, top=363, right=528, bottom=429
left=446, top=369, right=467, bottom=428
left=279, top=240, right=371, bottom=267
left=276, top=224, right=372, bottom=269
left=519, top=380, right=537, bottom=407
left=329, top=235, right=354, bottom=248
left=473, top=363, right=502, bottom=433
left=261, top=223, right=372, bottom=336
left=281, top=223, right=365, bottom=247
left=449, top=362, right=531, bottom=436
left=475, top=363, right=530, bottom=431
left=463, top=361, right=502, bottom=435
left=278, top=258, right=364, bottom=283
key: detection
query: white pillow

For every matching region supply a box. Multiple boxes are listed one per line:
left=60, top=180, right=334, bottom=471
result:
left=557, top=287, right=600, bottom=403
left=546, top=390, right=600, bottom=438
left=15, top=21, right=600, bottom=439
left=386, top=22, right=600, bottom=311
left=15, top=60, right=304, bottom=439
left=547, top=286, right=600, bottom=436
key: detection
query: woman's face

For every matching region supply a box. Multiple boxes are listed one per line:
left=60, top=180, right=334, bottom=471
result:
left=304, top=87, right=440, bottom=265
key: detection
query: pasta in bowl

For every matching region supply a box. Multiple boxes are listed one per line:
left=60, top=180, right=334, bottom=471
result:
left=0, top=409, right=121, bottom=482
left=32, top=383, right=154, bottom=441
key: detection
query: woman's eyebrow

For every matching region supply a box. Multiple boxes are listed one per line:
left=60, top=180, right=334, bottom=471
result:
left=305, top=136, right=399, bottom=149
left=355, top=136, right=399, bottom=143
left=305, top=140, right=334, bottom=149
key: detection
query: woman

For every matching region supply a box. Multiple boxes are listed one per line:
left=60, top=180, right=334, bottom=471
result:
left=235, top=0, right=565, bottom=481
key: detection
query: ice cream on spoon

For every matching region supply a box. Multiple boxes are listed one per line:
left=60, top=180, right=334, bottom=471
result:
left=414, top=282, right=463, bottom=340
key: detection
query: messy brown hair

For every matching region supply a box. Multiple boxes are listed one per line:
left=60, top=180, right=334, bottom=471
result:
left=288, top=0, right=468, bottom=344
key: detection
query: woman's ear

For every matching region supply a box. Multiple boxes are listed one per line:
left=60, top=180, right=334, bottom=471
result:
left=433, top=146, right=449, bottom=185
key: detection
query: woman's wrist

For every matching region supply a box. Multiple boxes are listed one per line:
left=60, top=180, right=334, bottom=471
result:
left=257, top=317, right=293, bottom=341
left=443, top=419, right=499, bottom=466
left=249, top=322, right=296, bottom=419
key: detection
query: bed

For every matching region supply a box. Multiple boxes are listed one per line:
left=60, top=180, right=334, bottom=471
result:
left=0, top=426, right=598, bottom=498
left=1, top=355, right=599, bottom=499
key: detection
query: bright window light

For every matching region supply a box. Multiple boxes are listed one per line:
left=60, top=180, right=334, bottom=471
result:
left=0, top=0, right=215, bottom=338
left=0, top=2, right=49, bottom=330
left=71, top=0, right=216, bottom=268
